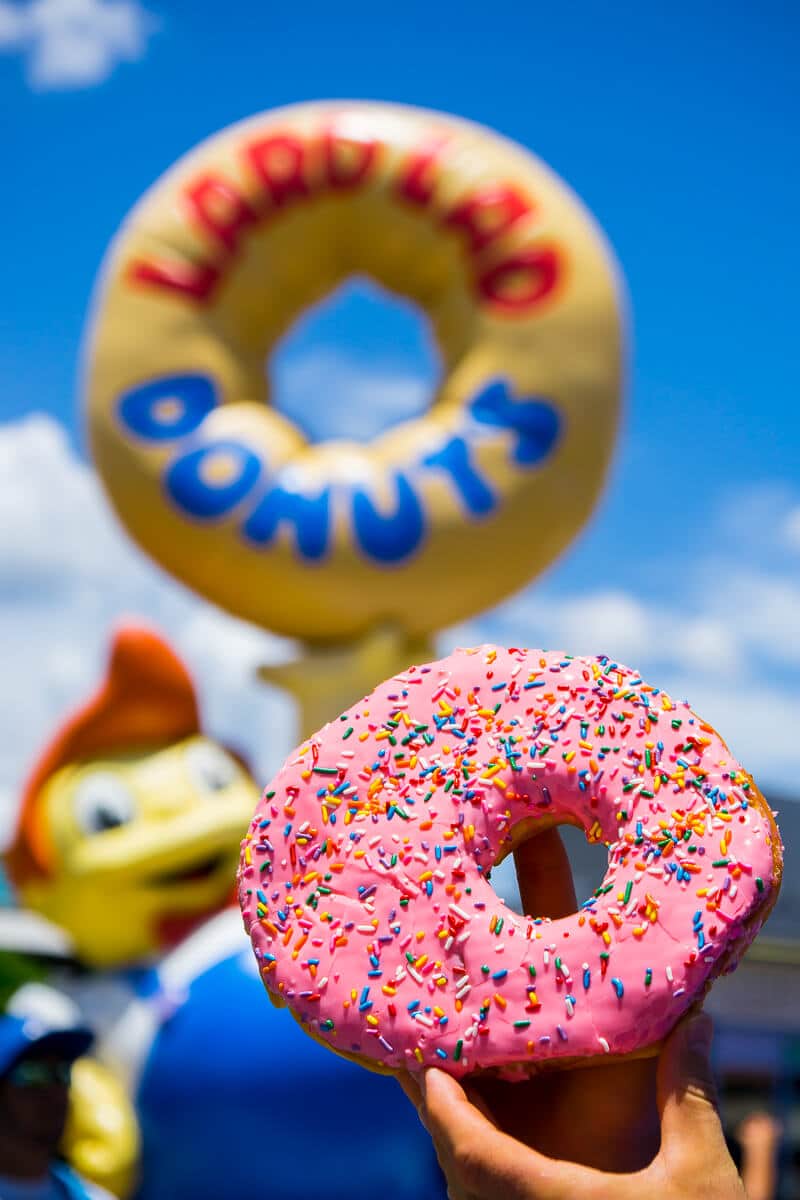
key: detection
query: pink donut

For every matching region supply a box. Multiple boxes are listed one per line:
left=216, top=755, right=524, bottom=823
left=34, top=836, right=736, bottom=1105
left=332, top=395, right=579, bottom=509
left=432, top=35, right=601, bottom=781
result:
left=238, top=646, right=782, bottom=1077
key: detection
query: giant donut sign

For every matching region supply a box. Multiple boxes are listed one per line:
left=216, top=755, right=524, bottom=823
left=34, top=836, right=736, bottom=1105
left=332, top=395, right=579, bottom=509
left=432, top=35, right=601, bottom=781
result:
left=84, top=101, right=625, bottom=642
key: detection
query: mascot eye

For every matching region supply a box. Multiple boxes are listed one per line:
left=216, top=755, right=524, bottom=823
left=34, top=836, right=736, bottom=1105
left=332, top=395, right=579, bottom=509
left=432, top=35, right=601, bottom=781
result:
left=74, top=773, right=136, bottom=834
left=186, top=742, right=238, bottom=794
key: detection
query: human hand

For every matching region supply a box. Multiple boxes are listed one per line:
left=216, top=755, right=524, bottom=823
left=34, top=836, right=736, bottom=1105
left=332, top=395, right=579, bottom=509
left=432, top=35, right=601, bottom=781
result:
left=737, top=1111, right=782, bottom=1200
left=467, top=830, right=663, bottom=1170
left=401, top=829, right=661, bottom=1172
left=415, top=1011, right=745, bottom=1199
left=737, top=1111, right=782, bottom=1152
left=398, top=829, right=746, bottom=1197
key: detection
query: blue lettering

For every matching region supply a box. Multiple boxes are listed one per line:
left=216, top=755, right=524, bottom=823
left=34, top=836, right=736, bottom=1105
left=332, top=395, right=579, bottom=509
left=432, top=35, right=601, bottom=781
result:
left=423, top=437, right=496, bottom=516
left=118, top=373, right=217, bottom=442
left=242, top=484, right=330, bottom=560
left=352, top=474, right=425, bottom=563
left=122, top=371, right=562, bottom=564
left=468, top=378, right=560, bottom=466
left=165, top=440, right=262, bottom=520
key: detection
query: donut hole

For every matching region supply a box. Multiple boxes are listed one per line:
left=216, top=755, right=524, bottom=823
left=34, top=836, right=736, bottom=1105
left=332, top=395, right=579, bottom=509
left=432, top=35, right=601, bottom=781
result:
left=269, top=276, right=442, bottom=443
left=491, top=823, right=611, bottom=922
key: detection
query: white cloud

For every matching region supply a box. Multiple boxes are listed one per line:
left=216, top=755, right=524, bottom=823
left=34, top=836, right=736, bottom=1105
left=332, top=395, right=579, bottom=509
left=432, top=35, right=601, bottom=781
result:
left=272, top=347, right=434, bottom=444
left=269, top=276, right=440, bottom=444
left=0, top=417, right=797, bottom=856
left=0, top=0, right=157, bottom=89
left=449, top=590, right=745, bottom=683
left=0, top=2, right=25, bottom=38
left=710, top=568, right=800, bottom=667
left=0, top=415, right=296, bottom=849
left=782, top=507, right=800, bottom=554
left=443, top=482, right=800, bottom=794
left=717, top=481, right=800, bottom=565
left=654, top=676, right=800, bottom=794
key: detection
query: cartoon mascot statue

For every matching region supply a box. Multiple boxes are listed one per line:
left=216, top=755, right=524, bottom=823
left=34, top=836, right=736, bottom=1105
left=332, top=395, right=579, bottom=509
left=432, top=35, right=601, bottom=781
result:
left=3, top=624, right=444, bottom=1200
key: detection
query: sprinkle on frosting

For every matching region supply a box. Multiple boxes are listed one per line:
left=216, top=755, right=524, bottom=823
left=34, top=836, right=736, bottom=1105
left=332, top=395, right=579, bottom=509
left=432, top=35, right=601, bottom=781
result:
left=238, top=646, right=781, bottom=1078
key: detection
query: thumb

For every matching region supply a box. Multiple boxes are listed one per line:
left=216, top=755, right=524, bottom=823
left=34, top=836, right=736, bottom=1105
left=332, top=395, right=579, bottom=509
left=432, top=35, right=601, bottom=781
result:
left=421, top=1068, right=584, bottom=1200
left=657, top=1012, right=728, bottom=1163
left=514, top=827, right=577, bottom=921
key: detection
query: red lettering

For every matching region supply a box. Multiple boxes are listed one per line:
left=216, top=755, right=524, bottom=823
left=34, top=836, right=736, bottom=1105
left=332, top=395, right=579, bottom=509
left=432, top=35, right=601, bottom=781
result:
left=185, top=173, right=258, bottom=254
left=127, top=123, right=557, bottom=318
left=245, top=134, right=310, bottom=208
left=444, top=185, right=532, bottom=254
left=395, top=135, right=449, bottom=206
left=128, top=257, right=220, bottom=303
left=322, top=123, right=378, bottom=188
left=477, top=246, right=560, bottom=313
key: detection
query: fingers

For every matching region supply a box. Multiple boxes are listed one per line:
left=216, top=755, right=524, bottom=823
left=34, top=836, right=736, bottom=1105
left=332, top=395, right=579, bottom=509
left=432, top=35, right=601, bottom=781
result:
left=463, top=1082, right=500, bottom=1127
left=396, top=1069, right=422, bottom=1111
left=737, top=1111, right=782, bottom=1200
left=657, top=1012, right=721, bottom=1141
left=656, top=1012, right=742, bottom=1188
left=420, top=1067, right=595, bottom=1200
left=514, top=827, right=577, bottom=921
left=737, top=1111, right=782, bottom=1147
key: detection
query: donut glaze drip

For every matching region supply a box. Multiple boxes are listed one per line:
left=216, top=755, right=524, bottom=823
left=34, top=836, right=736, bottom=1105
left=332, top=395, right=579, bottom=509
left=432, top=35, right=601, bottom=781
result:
left=239, top=647, right=781, bottom=1078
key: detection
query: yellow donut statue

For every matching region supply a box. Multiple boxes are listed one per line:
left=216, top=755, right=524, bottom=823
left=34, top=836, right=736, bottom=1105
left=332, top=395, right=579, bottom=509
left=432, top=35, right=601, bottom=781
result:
left=84, top=101, right=625, bottom=646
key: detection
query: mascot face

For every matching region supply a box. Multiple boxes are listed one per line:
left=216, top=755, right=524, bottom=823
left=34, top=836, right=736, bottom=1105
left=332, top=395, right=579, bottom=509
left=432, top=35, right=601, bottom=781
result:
left=20, top=735, right=257, bottom=967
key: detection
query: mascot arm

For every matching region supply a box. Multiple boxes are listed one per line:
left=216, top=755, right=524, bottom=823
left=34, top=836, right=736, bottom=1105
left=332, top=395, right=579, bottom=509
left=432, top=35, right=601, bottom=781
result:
left=62, top=1056, right=141, bottom=1200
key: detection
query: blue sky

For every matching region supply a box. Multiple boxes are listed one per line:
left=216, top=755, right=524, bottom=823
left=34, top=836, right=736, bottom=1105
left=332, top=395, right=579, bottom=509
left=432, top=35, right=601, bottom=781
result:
left=0, top=0, right=798, bottom=840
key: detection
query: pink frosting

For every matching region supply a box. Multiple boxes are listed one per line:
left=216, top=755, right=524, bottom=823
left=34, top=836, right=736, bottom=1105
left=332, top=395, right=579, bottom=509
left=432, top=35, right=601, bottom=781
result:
left=238, top=646, right=780, bottom=1077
